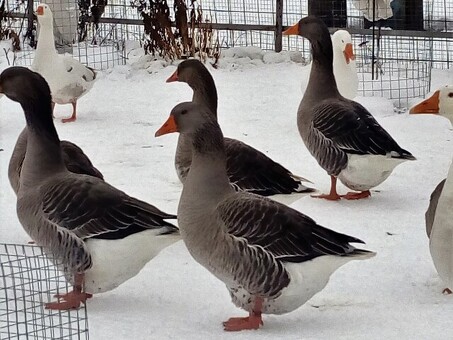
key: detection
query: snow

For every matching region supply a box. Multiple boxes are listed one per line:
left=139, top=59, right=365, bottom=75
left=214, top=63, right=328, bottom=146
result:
left=1, top=51, right=453, bottom=339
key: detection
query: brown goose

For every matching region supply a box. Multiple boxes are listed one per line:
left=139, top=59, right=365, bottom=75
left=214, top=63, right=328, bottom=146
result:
left=0, top=66, right=180, bottom=310
left=155, top=101, right=375, bottom=331
left=166, top=59, right=314, bottom=196
left=284, top=16, right=415, bottom=200
left=8, top=128, right=103, bottom=195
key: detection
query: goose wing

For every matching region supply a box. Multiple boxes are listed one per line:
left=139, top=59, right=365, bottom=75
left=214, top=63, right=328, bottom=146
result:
left=312, top=99, right=414, bottom=158
left=40, top=175, right=177, bottom=240
left=60, top=141, right=104, bottom=180
left=217, top=192, right=364, bottom=262
left=224, top=138, right=313, bottom=196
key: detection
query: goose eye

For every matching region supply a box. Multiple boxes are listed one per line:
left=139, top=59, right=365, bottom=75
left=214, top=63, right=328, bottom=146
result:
left=181, top=109, right=188, bottom=115
left=448, top=92, right=453, bottom=98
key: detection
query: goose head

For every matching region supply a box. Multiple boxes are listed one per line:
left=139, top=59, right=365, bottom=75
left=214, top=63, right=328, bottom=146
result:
left=283, top=16, right=333, bottom=64
left=332, top=30, right=356, bottom=65
left=0, top=66, right=51, bottom=106
left=155, top=102, right=214, bottom=137
left=36, top=3, right=53, bottom=25
left=410, top=85, right=453, bottom=125
left=283, top=15, right=326, bottom=41
left=166, top=59, right=206, bottom=87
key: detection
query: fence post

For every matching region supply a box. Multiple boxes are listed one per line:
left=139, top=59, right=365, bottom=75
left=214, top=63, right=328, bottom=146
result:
left=275, top=0, right=283, bottom=52
left=27, top=0, right=34, bottom=35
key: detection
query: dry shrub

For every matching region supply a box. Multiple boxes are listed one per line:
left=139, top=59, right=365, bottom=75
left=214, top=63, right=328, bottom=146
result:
left=0, top=0, right=22, bottom=52
left=131, top=0, right=220, bottom=64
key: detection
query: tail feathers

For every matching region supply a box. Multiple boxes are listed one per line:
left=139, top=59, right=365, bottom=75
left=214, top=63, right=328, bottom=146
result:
left=391, top=149, right=416, bottom=161
left=348, top=248, right=376, bottom=260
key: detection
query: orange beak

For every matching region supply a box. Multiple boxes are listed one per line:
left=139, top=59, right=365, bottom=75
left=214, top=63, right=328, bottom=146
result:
left=283, top=23, right=299, bottom=36
left=155, top=115, right=178, bottom=137
left=166, top=70, right=179, bottom=83
left=409, top=91, right=440, bottom=114
left=37, top=6, right=44, bottom=15
left=343, top=43, right=356, bottom=64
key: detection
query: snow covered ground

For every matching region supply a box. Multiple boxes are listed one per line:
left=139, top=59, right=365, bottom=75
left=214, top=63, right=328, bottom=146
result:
left=1, top=52, right=453, bottom=339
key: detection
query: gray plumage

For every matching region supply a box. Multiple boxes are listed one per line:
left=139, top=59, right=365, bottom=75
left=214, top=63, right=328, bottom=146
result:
left=8, top=128, right=103, bottom=195
left=158, top=102, right=374, bottom=318
left=1, top=67, right=179, bottom=293
left=426, top=179, right=446, bottom=238
left=169, top=59, right=314, bottom=196
left=289, top=16, right=414, bottom=193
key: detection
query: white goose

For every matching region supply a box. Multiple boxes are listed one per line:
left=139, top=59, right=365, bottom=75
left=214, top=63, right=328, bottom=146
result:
left=410, top=85, right=453, bottom=294
left=32, top=3, right=96, bottom=123
left=332, top=30, right=358, bottom=100
left=410, top=85, right=453, bottom=117
left=301, top=30, right=358, bottom=100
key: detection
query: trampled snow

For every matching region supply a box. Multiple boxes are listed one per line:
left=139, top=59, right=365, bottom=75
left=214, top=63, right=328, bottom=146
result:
left=0, top=51, right=452, bottom=339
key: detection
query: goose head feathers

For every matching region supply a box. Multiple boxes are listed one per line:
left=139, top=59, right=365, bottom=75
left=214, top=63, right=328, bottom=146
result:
left=284, top=16, right=334, bottom=67
left=166, top=59, right=218, bottom=115
left=36, top=3, right=53, bottom=26
left=410, top=85, right=453, bottom=125
left=0, top=66, right=52, bottom=108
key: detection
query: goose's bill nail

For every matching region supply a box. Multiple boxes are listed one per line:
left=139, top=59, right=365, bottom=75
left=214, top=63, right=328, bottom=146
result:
left=37, top=6, right=44, bottom=15
left=283, top=23, right=299, bottom=36
left=344, top=43, right=356, bottom=64
left=409, top=91, right=440, bottom=114
left=155, top=115, right=177, bottom=137
left=166, top=70, right=178, bottom=83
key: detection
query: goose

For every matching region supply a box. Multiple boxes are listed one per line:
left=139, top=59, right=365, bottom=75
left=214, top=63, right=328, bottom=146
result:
left=8, top=128, right=103, bottom=195
left=166, top=59, right=314, bottom=196
left=0, top=66, right=180, bottom=310
left=302, top=30, right=358, bottom=100
left=155, top=101, right=375, bottom=331
left=332, top=30, right=358, bottom=100
left=32, top=3, right=96, bottom=123
left=409, top=85, right=453, bottom=118
left=283, top=16, right=415, bottom=200
left=425, top=166, right=453, bottom=295
left=410, top=86, right=453, bottom=294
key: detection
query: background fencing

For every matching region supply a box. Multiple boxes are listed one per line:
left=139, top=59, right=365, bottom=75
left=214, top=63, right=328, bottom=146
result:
left=1, top=0, right=452, bottom=107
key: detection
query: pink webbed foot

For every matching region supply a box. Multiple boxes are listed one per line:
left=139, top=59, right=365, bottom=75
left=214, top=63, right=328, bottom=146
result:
left=45, top=290, right=92, bottom=310
left=341, top=190, right=371, bottom=200
left=311, top=192, right=341, bottom=201
left=223, top=297, right=263, bottom=331
left=223, top=315, right=263, bottom=332
left=311, top=176, right=341, bottom=201
left=61, top=102, right=77, bottom=123
left=61, top=116, right=77, bottom=123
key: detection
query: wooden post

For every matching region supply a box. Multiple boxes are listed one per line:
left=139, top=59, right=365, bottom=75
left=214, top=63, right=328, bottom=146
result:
left=275, top=0, right=283, bottom=52
left=27, top=0, right=34, bottom=36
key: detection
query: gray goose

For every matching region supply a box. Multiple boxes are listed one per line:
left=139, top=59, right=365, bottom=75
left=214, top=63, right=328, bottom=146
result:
left=9, top=128, right=103, bottom=195
left=155, top=101, right=375, bottom=331
left=284, top=16, right=415, bottom=200
left=0, top=66, right=180, bottom=310
left=166, top=59, right=314, bottom=196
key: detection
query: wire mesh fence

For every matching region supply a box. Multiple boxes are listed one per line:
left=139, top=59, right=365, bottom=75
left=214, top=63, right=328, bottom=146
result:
left=0, top=0, right=451, bottom=107
left=0, top=243, right=89, bottom=340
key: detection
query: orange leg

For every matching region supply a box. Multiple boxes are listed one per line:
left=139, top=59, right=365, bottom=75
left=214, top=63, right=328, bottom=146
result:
left=341, top=190, right=371, bottom=200
left=311, top=176, right=341, bottom=201
left=223, top=298, right=263, bottom=332
left=45, top=273, right=92, bottom=310
left=61, top=102, right=77, bottom=123
left=442, top=288, right=452, bottom=295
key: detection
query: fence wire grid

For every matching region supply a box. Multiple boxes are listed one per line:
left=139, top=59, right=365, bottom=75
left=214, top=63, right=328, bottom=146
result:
left=0, top=243, right=89, bottom=340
